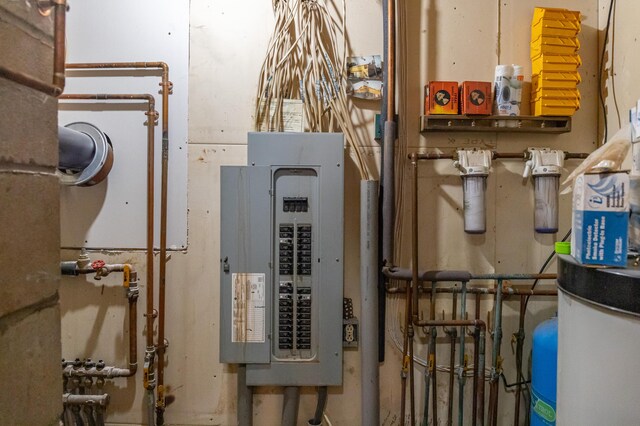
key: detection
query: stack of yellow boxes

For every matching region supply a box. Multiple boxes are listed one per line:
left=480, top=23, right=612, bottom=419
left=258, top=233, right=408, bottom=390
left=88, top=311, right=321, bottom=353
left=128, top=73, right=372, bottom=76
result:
left=530, top=7, right=581, bottom=116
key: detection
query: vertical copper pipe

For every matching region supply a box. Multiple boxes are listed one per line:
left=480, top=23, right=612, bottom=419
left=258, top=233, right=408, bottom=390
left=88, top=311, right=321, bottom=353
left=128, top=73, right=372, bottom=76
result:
left=128, top=270, right=139, bottom=375
left=513, top=295, right=526, bottom=426
left=410, top=153, right=419, bottom=426
left=408, top=326, right=416, bottom=426
left=386, top=0, right=395, bottom=121
left=145, top=102, right=157, bottom=353
left=52, top=0, right=66, bottom=93
left=429, top=281, right=438, bottom=425
left=489, top=280, right=504, bottom=426
left=447, top=330, right=456, bottom=426
left=156, top=64, right=171, bottom=420
left=477, top=328, right=486, bottom=426
left=400, top=153, right=418, bottom=424
left=472, top=295, right=481, bottom=423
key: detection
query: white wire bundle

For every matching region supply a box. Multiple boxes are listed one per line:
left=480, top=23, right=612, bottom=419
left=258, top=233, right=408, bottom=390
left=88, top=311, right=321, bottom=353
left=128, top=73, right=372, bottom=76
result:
left=255, top=0, right=372, bottom=180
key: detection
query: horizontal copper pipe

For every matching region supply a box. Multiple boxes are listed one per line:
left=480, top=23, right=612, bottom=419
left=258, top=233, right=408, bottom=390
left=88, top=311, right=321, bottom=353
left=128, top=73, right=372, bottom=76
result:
left=59, top=93, right=155, bottom=105
left=410, top=151, right=589, bottom=161
left=387, top=285, right=557, bottom=297
left=0, top=0, right=66, bottom=96
left=383, top=266, right=556, bottom=283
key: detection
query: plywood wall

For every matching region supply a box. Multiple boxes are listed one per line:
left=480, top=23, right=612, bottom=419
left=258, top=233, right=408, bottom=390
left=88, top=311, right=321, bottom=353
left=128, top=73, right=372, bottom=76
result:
left=59, top=1, right=603, bottom=425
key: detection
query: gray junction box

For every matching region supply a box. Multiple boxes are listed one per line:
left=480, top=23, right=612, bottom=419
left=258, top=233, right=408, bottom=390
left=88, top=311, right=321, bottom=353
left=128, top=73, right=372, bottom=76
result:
left=220, top=132, right=344, bottom=386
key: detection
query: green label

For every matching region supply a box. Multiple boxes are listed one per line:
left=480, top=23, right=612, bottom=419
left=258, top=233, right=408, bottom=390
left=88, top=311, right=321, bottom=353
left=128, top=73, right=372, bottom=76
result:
left=531, top=388, right=556, bottom=424
left=534, top=399, right=556, bottom=422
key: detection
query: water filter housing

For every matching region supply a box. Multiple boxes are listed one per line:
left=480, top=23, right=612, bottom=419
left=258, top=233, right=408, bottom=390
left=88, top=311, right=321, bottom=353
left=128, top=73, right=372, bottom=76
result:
left=454, top=149, right=492, bottom=234
left=524, top=148, right=565, bottom=233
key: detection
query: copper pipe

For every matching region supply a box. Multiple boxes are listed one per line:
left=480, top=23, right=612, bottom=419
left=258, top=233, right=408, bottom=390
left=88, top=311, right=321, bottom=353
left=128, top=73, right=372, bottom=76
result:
left=386, top=0, right=395, bottom=122
left=472, top=295, right=481, bottom=424
left=59, top=94, right=158, bottom=356
left=52, top=0, right=66, bottom=92
left=128, top=270, right=139, bottom=376
left=513, top=295, right=526, bottom=426
left=386, top=285, right=558, bottom=297
left=64, top=62, right=172, bottom=416
left=0, top=67, right=61, bottom=96
left=61, top=263, right=138, bottom=377
left=408, top=324, right=416, bottom=426
left=400, top=153, right=418, bottom=426
left=429, top=282, right=438, bottom=425
left=156, top=64, right=171, bottom=419
left=488, top=280, right=504, bottom=426
left=410, top=151, right=589, bottom=161
left=0, top=0, right=66, bottom=96
left=413, top=318, right=487, bottom=426
left=446, top=292, right=458, bottom=426
left=383, top=266, right=556, bottom=284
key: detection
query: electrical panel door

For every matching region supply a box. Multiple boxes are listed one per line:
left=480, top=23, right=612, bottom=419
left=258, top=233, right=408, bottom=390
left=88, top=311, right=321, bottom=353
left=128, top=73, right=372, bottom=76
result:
left=219, top=132, right=344, bottom=386
left=219, top=166, right=272, bottom=364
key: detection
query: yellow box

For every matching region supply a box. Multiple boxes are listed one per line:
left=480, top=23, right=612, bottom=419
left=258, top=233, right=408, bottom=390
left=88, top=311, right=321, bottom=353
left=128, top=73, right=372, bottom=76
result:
left=532, top=19, right=580, bottom=38
left=532, top=54, right=581, bottom=74
left=532, top=7, right=580, bottom=24
left=532, top=72, right=581, bottom=90
left=532, top=98, right=579, bottom=116
left=532, top=88, right=581, bottom=102
left=531, top=36, right=580, bottom=57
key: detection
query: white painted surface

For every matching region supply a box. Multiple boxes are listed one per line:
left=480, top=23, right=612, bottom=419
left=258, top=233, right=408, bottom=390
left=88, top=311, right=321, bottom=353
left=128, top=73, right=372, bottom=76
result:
left=557, top=291, right=640, bottom=425
left=59, top=0, right=189, bottom=249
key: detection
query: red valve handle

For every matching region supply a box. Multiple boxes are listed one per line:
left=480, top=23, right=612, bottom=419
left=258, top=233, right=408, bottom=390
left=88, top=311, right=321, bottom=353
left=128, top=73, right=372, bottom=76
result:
left=91, top=260, right=106, bottom=270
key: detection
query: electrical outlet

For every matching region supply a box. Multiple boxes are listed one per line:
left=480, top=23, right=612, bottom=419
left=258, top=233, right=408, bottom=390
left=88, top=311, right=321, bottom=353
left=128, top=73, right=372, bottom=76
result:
left=343, top=318, right=358, bottom=348
left=345, top=324, right=355, bottom=342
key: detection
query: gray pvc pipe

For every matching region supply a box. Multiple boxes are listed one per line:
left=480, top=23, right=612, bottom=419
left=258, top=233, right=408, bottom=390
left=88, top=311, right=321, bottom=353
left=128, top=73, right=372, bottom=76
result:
left=237, top=364, right=253, bottom=426
left=282, top=387, right=300, bottom=426
left=382, top=121, right=396, bottom=264
left=361, top=180, right=380, bottom=426
left=58, top=125, right=95, bottom=170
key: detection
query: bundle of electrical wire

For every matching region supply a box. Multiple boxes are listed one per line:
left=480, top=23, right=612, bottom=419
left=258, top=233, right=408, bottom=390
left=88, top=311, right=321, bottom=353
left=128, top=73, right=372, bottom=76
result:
left=255, top=0, right=372, bottom=180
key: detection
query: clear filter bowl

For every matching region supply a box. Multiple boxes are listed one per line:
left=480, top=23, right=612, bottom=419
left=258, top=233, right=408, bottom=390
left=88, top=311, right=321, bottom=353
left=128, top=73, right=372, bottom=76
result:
left=463, top=175, right=487, bottom=234
left=534, top=175, right=559, bottom=233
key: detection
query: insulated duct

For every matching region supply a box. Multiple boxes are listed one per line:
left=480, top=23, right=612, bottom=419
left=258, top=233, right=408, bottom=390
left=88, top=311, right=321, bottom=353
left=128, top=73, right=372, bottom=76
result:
left=58, top=123, right=113, bottom=186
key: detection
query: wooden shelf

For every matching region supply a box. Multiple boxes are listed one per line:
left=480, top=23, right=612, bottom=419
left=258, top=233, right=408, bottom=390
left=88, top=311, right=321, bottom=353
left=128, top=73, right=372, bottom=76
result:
left=420, top=115, right=572, bottom=134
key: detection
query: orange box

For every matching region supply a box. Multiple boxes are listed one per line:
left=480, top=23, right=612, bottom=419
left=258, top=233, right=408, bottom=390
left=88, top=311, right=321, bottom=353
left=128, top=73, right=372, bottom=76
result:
left=460, top=81, right=492, bottom=115
left=426, top=81, right=459, bottom=114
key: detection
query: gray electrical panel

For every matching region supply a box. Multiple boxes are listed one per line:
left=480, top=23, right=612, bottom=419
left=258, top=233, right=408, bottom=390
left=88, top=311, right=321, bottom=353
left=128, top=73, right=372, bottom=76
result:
left=219, top=132, right=344, bottom=386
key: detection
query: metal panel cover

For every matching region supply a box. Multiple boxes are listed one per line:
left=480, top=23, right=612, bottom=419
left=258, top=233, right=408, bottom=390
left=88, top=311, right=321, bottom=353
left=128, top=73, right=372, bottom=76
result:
left=219, top=166, right=272, bottom=363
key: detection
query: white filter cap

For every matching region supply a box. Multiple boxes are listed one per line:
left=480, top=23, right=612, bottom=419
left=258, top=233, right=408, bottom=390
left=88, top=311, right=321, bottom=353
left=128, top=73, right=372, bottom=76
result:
left=495, top=64, right=514, bottom=77
left=512, top=65, right=523, bottom=77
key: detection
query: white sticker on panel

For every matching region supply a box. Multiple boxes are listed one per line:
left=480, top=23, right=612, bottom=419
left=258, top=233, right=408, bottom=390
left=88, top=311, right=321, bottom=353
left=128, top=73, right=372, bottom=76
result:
left=231, top=273, right=266, bottom=343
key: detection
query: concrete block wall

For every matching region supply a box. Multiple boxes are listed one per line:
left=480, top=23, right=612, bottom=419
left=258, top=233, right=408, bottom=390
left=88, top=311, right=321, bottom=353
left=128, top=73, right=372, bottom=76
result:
left=0, top=1, right=62, bottom=424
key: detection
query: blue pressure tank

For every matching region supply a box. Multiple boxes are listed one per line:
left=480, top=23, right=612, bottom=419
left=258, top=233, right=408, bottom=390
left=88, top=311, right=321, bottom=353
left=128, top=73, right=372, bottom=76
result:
left=530, top=316, right=558, bottom=425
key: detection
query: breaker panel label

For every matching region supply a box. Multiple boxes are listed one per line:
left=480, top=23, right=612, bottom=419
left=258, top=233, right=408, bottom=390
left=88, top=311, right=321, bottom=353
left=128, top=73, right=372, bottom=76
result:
left=231, top=273, right=266, bottom=343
